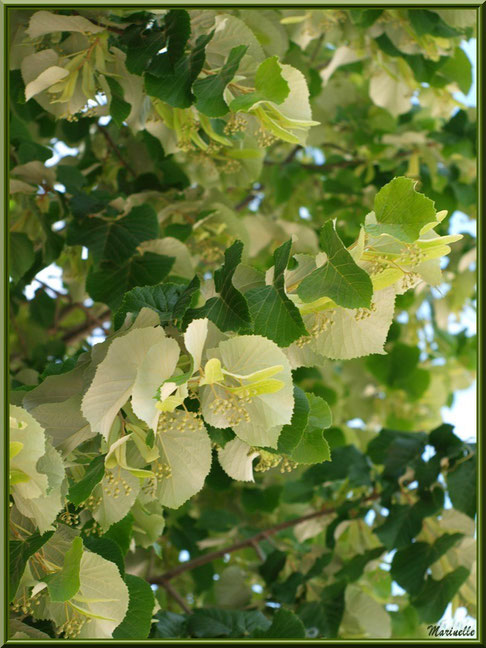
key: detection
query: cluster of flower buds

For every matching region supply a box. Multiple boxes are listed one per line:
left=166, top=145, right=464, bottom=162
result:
left=256, top=127, right=277, bottom=148
left=104, top=470, right=132, bottom=499
left=11, top=592, right=34, bottom=616
left=152, top=460, right=172, bottom=480
left=82, top=493, right=102, bottom=512
left=157, top=410, right=204, bottom=435
left=400, top=271, right=421, bottom=291
left=59, top=510, right=80, bottom=527
left=83, top=520, right=102, bottom=537
left=254, top=450, right=281, bottom=472
left=398, top=245, right=426, bottom=266
left=56, top=613, right=87, bottom=639
left=279, top=457, right=298, bottom=473
left=354, top=302, right=377, bottom=322
left=222, top=158, right=242, bottom=174
left=209, top=395, right=251, bottom=426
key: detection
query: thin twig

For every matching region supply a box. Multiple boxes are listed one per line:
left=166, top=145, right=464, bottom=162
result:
left=151, top=491, right=380, bottom=585
left=283, top=145, right=302, bottom=164
left=97, top=125, right=136, bottom=177
left=250, top=539, right=266, bottom=561
left=61, top=308, right=112, bottom=345
left=159, top=580, right=193, bottom=615
left=34, top=278, right=71, bottom=302
left=309, top=34, right=324, bottom=64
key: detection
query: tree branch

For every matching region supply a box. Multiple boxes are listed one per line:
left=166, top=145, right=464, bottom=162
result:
left=150, top=491, right=380, bottom=585
left=97, top=125, right=136, bottom=177
left=61, top=308, right=111, bottom=346
left=159, top=579, right=193, bottom=615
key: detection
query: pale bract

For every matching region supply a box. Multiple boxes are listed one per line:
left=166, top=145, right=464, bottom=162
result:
left=150, top=410, right=212, bottom=508
left=82, top=326, right=178, bottom=438
left=10, top=406, right=65, bottom=533
left=200, top=335, right=294, bottom=448
left=218, top=438, right=259, bottom=482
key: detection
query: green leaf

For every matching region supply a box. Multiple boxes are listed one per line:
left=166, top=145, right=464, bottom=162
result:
left=446, top=456, right=476, bottom=519
left=298, top=221, right=373, bottom=308
left=82, top=535, right=125, bottom=576
left=28, top=290, right=56, bottom=328
left=306, top=393, right=332, bottom=429
left=113, top=574, right=155, bottom=639
left=320, top=582, right=346, bottom=636
left=277, top=386, right=309, bottom=455
left=247, top=239, right=307, bottom=346
left=196, top=508, right=238, bottom=532
left=241, top=484, right=282, bottom=513
left=369, top=351, right=430, bottom=400
left=86, top=252, right=174, bottom=310
left=68, top=454, right=105, bottom=506
left=259, top=549, right=286, bottom=585
left=43, top=537, right=83, bottom=602
left=291, top=427, right=331, bottom=464
left=349, top=9, right=383, bottom=28
left=304, top=445, right=371, bottom=487
left=367, top=177, right=437, bottom=243
left=375, top=503, right=426, bottom=549
left=9, top=531, right=54, bottom=602
left=105, top=76, right=131, bottom=128
left=187, top=608, right=270, bottom=638
left=66, top=204, right=159, bottom=265
left=215, top=566, right=252, bottom=608
left=114, top=278, right=199, bottom=330
left=9, top=233, right=35, bottom=283
left=441, top=47, right=473, bottom=95
left=290, top=394, right=332, bottom=463
left=252, top=608, right=305, bottom=639
left=391, top=533, right=464, bottom=595
left=188, top=240, right=251, bottom=332
left=103, top=513, right=134, bottom=556
left=408, top=9, right=461, bottom=38
left=428, top=423, right=464, bottom=458
left=194, top=45, right=248, bottom=117
left=298, top=593, right=345, bottom=639
left=335, top=547, right=385, bottom=582
left=57, top=165, right=86, bottom=193
left=272, top=572, right=304, bottom=605
left=163, top=9, right=192, bottom=64
left=152, top=610, right=187, bottom=638
left=411, top=567, right=470, bottom=624
left=123, top=27, right=165, bottom=76
left=254, top=56, right=290, bottom=103
left=230, top=55, right=289, bottom=112
left=366, top=428, right=427, bottom=480
left=145, top=33, right=212, bottom=108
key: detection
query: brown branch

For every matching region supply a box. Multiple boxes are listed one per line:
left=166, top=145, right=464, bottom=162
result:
left=159, top=580, right=193, bottom=615
left=234, top=183, right=263, bottom=211
left=151, top=491, right=380, bottom=585
left=282, top=145, right=302, bottom=164
left=61, top=308, right=112, bottom=346
left=97, top=125, right=136, bottom=177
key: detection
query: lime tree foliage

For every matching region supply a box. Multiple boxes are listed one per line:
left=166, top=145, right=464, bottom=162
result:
left=8, top=8, right=477, bottom=641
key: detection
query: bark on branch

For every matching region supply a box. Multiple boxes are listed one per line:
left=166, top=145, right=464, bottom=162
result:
left=151, top=491, right=380, bottom=586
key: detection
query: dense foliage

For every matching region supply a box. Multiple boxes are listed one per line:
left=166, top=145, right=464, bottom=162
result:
left=8, top=7, right=477, bottom=641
